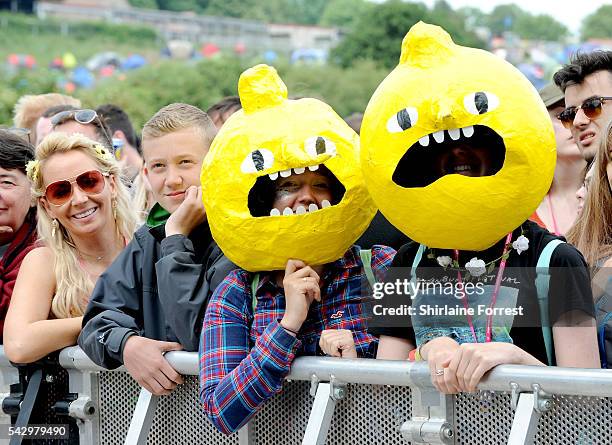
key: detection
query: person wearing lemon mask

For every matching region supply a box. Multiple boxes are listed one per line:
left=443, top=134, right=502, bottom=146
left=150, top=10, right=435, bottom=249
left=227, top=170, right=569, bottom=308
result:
left=199, top=64, right=394, bottom=434
left=362, top=23, right=600, bottom=393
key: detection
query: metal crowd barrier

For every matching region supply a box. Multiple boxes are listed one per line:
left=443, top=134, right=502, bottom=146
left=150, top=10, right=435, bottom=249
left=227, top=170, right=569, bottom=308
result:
left=2, top=345, right=612, bottom=444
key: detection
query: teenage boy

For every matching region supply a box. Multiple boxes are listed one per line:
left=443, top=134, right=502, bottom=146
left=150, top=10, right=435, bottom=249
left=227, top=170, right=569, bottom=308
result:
left=79, top=103, right=235, bottom=396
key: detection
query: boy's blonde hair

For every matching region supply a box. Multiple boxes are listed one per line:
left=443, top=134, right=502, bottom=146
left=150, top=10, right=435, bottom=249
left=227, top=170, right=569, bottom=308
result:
left=30, top=132, right=136, bottom=318
left=142, top=103, right=217, bottom=150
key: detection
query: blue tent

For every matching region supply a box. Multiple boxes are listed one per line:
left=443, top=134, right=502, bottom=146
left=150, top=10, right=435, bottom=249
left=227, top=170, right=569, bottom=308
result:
left=72, top=66, right=95, bottom=89
left=121, top=54, right=147, bottom=70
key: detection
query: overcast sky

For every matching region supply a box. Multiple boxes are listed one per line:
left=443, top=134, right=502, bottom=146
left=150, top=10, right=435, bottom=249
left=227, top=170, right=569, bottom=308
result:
left=418, top=0, right=606, bottom=35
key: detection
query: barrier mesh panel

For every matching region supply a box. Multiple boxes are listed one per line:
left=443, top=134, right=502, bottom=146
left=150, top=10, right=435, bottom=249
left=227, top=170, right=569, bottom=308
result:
left=253, top=381, right=310, bottom=444
left=99, top=372, right=140, bottom=444
left=326, top=384, right=411, bottom=444
left=536, top=395, right=612, bottom=445
left=455, top=391, right=612, bottom=445
left=99, top=373, right=237, bottom=445
left=455, top=391, right=513, bottom=444
left=98, top=371, right=612, bottom=445
left=148, top=376, right=238, bottom=445
left=253, top=382, right=412, bottom=445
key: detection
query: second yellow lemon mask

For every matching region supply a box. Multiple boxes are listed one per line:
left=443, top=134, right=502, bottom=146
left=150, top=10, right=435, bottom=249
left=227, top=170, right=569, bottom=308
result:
left=361, top=22, right=556, bottom=251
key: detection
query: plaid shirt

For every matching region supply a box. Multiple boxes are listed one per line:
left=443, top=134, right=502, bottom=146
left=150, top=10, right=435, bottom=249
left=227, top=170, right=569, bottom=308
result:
left=199, top=245, right=395, bottom=434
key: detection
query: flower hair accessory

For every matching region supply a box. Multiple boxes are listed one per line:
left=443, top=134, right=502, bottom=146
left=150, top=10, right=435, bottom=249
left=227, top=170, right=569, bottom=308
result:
left=93, top=144, right=114, bottom=162
left=26, top=159, right=41, bottom=182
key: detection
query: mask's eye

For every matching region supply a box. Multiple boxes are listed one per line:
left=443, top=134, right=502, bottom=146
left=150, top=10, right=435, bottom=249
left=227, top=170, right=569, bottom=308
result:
left=241, top=149, right=274, bottom=173
left=386, top=107, right=418, bottom=133
left=464, top=92, right=499, bottom=115
left=305, top=136, right=336, bottom=158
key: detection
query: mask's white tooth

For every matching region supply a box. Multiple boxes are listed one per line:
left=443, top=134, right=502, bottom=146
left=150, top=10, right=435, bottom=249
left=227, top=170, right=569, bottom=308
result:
left=448, top=128, right=460, bottom=140
left=296, top=205, right=306, bottom=215
left=270, top=208, right=280, bottom=216
left=321, top=200, right=331, bottom=208
left=418, top=135, right=430, bottom=147
left=268, top=172, right=279, bottom=181
left=307, top=164, right=319, bottom=171
left=462, top=126, right=474, bottom=138
left=280, top=169, right=292, bottom=178
left=308, top=203, right=318, bottom=212
left=294, top=167, right=305, bottom=174
left=283, top=207, right=293, bottom=216
left=433, top=130, right=444, bottom=143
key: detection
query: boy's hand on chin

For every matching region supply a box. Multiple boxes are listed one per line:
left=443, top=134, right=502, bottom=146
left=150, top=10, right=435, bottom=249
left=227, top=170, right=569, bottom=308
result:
left=280, top=259, right=321, bottom=334
left=165, top=186, right=206, bottom=237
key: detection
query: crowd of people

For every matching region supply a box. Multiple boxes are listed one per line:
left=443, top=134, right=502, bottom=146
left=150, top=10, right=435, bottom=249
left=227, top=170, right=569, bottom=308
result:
left=0, top=22, right=611, bottom=436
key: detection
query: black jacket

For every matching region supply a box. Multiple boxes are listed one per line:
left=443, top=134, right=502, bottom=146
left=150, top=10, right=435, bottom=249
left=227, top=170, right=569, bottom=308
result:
left=78, top=221, right=235, bottom=369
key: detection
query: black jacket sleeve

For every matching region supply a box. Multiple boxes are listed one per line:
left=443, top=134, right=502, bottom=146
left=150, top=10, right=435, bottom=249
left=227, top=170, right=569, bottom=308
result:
left=155, top=234, right=236, bottom=352
left=78, top=236, right=146, bottom=369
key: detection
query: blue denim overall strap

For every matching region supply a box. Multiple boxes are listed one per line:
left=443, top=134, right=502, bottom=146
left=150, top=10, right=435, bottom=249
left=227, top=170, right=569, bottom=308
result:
left=535, top=239, right=565, bottom=366
left=411, top=244, right=427, bottom=282
left=410, top=244, right=515, bottom=346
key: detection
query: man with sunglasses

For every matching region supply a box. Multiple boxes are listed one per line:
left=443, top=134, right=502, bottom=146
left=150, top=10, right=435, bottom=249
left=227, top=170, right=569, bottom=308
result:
left=51, top=107, right=114, bottom=152
left=554, top=51, right=612, bottom=163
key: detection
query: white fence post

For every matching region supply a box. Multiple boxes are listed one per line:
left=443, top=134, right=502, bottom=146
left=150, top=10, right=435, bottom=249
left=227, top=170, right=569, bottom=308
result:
left=124, top=388, right=159, bottom=445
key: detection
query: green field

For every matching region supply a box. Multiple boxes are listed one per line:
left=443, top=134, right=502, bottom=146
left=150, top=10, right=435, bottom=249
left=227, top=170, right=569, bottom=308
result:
left=0, top=13, right=387, bottom=129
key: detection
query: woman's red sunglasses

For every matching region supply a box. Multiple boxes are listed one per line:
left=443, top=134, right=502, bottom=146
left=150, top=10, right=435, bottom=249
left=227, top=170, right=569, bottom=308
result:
left=44, top=170, right=109, bottom=206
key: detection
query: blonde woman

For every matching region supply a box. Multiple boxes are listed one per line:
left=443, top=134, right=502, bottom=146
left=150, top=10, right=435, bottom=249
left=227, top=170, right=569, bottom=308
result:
left=4, top=132, right=136, bottom=363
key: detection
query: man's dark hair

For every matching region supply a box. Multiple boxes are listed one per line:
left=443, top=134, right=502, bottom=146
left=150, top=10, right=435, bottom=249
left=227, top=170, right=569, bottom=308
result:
left=42, top=104, right=78, bottom=119
left=0, top=129, right=35, bottom=174
left=96, top=104, right=140, bottom=153
left=553, top=50, right=612, bottom=92
left=206, top=96, right=242, bottom=126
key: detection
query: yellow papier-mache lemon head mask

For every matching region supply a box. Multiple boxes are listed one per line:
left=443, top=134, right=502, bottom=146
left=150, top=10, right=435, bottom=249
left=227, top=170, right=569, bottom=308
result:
left=361, top=22, right=555, bottom=251
left=201, top=64, right=376, bottom=271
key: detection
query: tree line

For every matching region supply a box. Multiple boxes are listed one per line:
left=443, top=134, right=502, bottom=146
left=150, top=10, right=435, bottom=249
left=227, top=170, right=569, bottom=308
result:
left=127, top=0, right=612, bottom=42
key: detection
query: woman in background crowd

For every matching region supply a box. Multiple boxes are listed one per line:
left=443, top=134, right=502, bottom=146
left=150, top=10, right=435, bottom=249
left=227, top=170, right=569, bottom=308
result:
left=0, top=130, right=38, bottom=344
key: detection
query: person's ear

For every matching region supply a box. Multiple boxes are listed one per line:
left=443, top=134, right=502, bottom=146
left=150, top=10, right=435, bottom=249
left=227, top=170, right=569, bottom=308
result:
left=108, top=173, right=118, bottom=199
left=40, top=197, right=57, bottom=220
left=113, top=130, right=127, bottom=143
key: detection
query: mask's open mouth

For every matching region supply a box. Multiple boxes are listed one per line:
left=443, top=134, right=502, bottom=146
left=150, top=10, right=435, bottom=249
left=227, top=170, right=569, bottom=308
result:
left=248, top=163, right=346, bottom=217
left=392, top=125, right=506, bottom=188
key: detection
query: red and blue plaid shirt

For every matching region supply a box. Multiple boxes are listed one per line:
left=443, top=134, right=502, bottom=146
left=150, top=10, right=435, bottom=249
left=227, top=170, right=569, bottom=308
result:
left=199, top=245, right=395, bottom=434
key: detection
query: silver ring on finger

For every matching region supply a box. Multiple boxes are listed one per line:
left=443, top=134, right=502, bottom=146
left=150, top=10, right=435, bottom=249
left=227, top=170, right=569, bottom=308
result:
left=435, top=369, right=444, bottom=376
